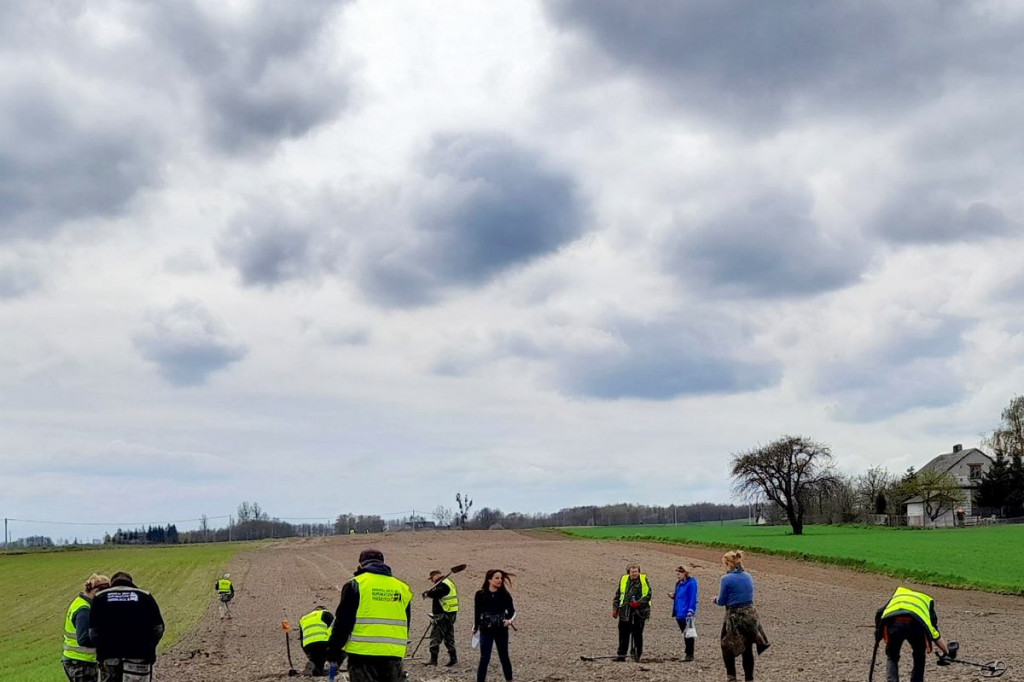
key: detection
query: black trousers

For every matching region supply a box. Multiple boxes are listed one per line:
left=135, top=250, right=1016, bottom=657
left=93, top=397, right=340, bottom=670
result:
left=477, top=627, right=513, bottom=682
left=675, top=619, right=696, bottom=657
left=884, top=618, right=928, bottom=682
left=346, top=656, right=404, bottom=682
left=720, top=622, right=754, bottom=681
left=617, top=617, right=646, bottom=660
left=303, top=642, right=328, bottom=673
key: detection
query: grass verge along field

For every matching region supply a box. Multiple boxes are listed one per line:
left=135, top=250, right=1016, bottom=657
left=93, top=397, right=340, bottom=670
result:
left=0, top=543, right=239, bottom=682
left=562, top=523, right=1024, bottom=593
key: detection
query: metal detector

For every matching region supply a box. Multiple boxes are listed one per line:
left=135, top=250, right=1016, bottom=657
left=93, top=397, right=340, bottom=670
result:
left=580, top=654, right=625, bottom=661
left=937, top=642, right=1007, bottom=678
left=407, top=563, right=467, bottom=660
left=281, top=620, right=299, bottom=676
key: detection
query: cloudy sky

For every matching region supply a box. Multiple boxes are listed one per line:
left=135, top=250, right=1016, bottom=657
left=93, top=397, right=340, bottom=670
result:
left=4, top=0, right=1024, bottom=540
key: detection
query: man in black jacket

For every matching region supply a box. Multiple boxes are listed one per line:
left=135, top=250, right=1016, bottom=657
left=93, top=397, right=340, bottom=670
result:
left=422, top=570, right=459, bottom=667
left=88, top=572, right=165, bottom=682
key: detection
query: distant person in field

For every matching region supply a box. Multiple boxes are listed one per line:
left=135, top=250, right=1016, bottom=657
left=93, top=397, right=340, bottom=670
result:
left=714, top=550, right=769, bottom=682
left=214, top=572, right=234, bottom=619
left=613, top=562, right=651, bottom=661
left=62, top=573, right=111, bottom=682
left=671, top=564, right=698, bottom=662
left=299, top=605, right=335, bottom=677
left=88, top=571, right=165, bottom=682
left=876, top=586, right=950, bottom=682
left=473, top=569, right=516, bottom=682
left=326, top=548, right=413, bottom=682
left=422, top=569, right=460, bottom=667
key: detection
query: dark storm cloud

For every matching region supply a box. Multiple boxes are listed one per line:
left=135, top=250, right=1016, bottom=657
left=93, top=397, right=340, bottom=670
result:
left=544, top=1, right=1024, bottom=131
left=140, top=0, right=351, bottom=153
left=0, top=85, right=158, bottom=240
left=218, top=210, right=316, bottom=287
left=671, top=191, right=866, bottom=298
left=815, top=317, right=968, bottom=422
left=360, top=134, right=587, bottom=306
left=557, top=318, right=780, bottom=400
left=134, top=300, right=247, bottom=387
left=872, top=188, right=1015, bottom=244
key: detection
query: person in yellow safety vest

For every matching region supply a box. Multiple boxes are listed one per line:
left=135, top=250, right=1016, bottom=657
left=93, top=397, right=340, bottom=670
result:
left=62, top=573, right=111, bottom=682
left=326, top=548, right=413, bottom=682
left=422, top=569, right=459, bottom=667
left=299, top=606, right=335, bottom=677
left=612, top=563, right=652, bottom=662
left=214, top=573, right=234, bottom=620
left=877, top=586, right=950, bottom=682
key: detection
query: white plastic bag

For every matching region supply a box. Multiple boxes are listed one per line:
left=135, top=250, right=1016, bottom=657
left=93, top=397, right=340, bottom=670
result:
left=471, top=631, right=480, bottom=649
left=684, top=616, right=697, bottom=639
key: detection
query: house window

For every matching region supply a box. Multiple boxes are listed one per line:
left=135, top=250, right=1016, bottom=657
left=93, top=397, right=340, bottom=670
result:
left=969, top=464, right=983, bottom=480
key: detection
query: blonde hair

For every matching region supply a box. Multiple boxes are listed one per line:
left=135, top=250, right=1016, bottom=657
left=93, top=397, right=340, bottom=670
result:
left=722, top=550, right=744, bottom=570
left=85, top=573, right=111, bottom=591
left=626, top=563, right=641, bottom=572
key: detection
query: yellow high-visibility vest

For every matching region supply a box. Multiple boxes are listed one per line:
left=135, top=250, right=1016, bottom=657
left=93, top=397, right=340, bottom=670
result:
left=300, top=609, right=332, bottom=647
left=217, top=579, right=233, bottom=594
left=343, top=573, right=412, bottom=658
left=881, top=587, right=941, bottom=640
left=62, top=596, right=96, bottom=663
left=619, top=574, right=651, bottom=606
left=439, top=578, right=459, bottom=613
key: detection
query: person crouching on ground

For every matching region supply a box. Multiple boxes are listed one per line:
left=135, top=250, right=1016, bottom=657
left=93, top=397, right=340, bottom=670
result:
left=299, top=605, right=334, bottom=677
left=326, top=548, right=412, bottom=682
left=714, top=550, right=768, bottom=682
left=62, top=573, right=111, bottom=682
left=422, top=569, right=459, bottom=667
left=215, top=573, right=234, bottom=619
left=88, top=571, right=165, bottom=682
left=877, top=586, right=949, bottom=682
left=672, top=565, right=698, bottom=662
left=474, top=569, right=516, bottom=682
left=613, top=563, right=651, bottom=661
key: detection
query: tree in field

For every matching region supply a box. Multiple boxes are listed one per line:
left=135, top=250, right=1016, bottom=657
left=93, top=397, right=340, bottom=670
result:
left=730, top=435, right=838, bottom=535
left=901, top=470, right=965, bottom=523
left=432, top=505, right=454, bottom=528
left=455, top=493, right=473, bottom=528
left=856, top=465, right=897, bottom=515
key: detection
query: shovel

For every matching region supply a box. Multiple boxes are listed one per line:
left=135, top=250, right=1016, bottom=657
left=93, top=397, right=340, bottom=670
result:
left=408, top=564, right=468, bottom=660
left=281, top=620, right=299, bottom=676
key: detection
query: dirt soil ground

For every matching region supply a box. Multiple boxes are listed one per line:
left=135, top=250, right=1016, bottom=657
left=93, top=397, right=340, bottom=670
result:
left=157, top=530, right=1023, bottom=682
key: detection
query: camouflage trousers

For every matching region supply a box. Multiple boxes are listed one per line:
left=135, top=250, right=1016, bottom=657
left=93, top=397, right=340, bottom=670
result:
left=63, top=659, right=98, bottom=682
left=429, top=612, right=457, bottom=657
left=98, top=659, right=153, bottom=682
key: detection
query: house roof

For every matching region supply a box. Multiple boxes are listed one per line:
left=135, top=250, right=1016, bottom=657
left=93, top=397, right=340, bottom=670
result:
left=918, top=447, right=992, bottom=475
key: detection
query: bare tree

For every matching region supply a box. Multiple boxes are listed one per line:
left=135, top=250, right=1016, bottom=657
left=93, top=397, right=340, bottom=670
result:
left=856, top=466, right=897, bottom=514
left=432, top=505, right=454, bottom=528
left=730, top=435, right=838, bottom=535
left=455, top=493, right=473, bottom=528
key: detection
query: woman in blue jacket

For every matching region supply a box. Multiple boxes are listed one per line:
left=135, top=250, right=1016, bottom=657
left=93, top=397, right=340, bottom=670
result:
left=671, top=565, right=698, bottom=661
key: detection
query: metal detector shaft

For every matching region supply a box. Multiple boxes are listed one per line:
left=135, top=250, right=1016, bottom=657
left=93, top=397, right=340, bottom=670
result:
left=580, top=655, right=623, bottom=661
left=408, top=618, right=434, bottom=660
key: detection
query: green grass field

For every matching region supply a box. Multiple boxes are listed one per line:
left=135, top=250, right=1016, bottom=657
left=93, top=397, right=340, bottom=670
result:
left=0, top=543, right=240, bottom=682
left=562, top=523, right=1024, bottom=594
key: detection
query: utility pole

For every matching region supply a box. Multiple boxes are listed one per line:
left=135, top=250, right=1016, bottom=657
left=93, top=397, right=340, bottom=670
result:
left=4, top=518, right=8, bottom=552
left=228, top=516, right=233, bottom=543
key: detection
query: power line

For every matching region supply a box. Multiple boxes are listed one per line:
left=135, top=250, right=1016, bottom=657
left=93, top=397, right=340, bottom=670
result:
left=5, top=515, right=231, bottom=527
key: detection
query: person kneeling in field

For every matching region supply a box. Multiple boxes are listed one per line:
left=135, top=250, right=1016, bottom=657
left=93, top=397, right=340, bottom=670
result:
left=876, top=586, right=950, bottom=682
left=299, top=605, right=335, bottom=676
left=62, top=573, right=111, bottom=682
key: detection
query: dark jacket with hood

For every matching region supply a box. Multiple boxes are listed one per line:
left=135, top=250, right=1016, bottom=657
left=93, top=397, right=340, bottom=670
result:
left=326, top=562, right=412, bottom=663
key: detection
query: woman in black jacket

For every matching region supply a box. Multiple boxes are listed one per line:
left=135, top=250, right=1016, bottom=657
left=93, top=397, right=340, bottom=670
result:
left=473, top=569, right=516, bottom=682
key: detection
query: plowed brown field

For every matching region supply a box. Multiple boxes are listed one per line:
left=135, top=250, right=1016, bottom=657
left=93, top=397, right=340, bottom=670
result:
left=157, top=530, right=1021, bottom=682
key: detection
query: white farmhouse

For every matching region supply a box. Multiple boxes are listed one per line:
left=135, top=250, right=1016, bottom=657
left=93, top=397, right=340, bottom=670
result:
left=904, top=444, right=993, bottom=527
